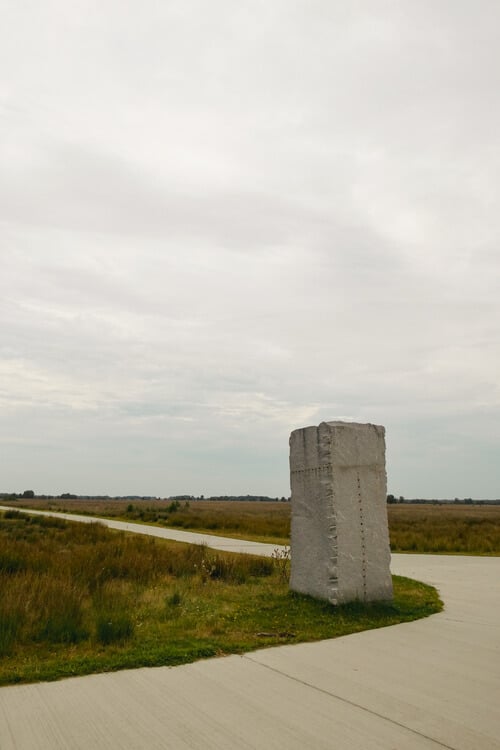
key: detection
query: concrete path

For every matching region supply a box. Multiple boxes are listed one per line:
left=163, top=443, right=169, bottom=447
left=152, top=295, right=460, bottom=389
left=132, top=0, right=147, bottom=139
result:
left=0, top=508, right=499, bottom=749
left=0, top=505, right=283, bottom=556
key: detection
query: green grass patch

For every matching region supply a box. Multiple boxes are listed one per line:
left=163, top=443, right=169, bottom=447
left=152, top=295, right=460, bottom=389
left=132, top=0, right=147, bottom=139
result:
left=0, top=511, right=442, bottom=686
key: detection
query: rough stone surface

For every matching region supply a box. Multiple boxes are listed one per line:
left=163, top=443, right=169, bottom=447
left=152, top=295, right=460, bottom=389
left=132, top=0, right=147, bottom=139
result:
left=289, top=421, right=392, bottom=604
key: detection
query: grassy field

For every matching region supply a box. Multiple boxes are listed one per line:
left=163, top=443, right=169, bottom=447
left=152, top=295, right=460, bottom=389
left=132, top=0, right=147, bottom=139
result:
left=8, top=498, right=500, bottom=554
left=388, top=503, right=500, bottom=555
left=0, top=510, right=441, bottom=686
left=8, top=498, right=291, bottom=544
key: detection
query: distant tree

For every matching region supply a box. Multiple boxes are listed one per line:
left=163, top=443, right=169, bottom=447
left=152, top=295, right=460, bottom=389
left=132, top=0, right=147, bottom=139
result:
left=387, top=494, right=396, bottom=504
left=22, top=490, right=35, bottom=498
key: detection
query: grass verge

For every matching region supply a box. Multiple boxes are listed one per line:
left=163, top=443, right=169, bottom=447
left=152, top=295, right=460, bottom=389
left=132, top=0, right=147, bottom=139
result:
left=0, top=511, right=442, bottom=686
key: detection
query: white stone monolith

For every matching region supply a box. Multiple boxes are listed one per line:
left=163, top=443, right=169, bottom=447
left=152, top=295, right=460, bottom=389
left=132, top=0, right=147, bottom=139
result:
left=289, top=421, right=392, bottom=604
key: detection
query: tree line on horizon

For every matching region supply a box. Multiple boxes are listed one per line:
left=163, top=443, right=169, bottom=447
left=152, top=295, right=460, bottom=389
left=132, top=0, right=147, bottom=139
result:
left=1, top=491, right=499, bottom=505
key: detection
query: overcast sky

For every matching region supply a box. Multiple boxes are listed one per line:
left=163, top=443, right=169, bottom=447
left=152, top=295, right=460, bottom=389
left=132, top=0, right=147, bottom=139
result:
left=1, top=1, right=499, bottom=498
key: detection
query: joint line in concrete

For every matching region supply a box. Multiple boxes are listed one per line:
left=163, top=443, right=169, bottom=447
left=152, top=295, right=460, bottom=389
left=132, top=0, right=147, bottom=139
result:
left=242, top=656, right=458, bottom=750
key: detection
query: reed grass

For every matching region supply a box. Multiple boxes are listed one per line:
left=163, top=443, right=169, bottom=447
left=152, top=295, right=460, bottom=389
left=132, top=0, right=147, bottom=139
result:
left=0, top=511, right=441, bottom=685
left=9, top=498, right=500, bottom=554
left=387, top=504, right=500, bottom=554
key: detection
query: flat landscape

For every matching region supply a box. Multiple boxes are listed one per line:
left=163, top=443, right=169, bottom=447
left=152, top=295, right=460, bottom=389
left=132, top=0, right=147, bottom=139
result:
left=2, top=502, right=500, bottom=749
left=0, top=508, right=441, bottom=686
left=387, top=502, right=500, bottom=554
left=9, top=498, right=500, bottom=554
left=2, top=499, right=498, bottom=686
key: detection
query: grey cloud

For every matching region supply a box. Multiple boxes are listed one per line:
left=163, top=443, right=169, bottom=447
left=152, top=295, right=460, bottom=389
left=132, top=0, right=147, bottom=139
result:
left=1, top=139, right=325, bottom=249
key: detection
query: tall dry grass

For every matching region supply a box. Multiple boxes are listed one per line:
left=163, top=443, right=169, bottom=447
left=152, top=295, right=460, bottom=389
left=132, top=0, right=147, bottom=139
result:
left=0, top=508, right=444, bottom=686
left=6, top=498, right=500, bottom=554
left=0, top=511, right=274, bottom=656
left=8, top=498, right=291, bottom=541
left=387, top=504, right=500, bottom=554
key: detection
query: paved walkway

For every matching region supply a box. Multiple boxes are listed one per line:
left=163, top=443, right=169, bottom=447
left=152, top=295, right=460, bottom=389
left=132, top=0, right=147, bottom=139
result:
left=0, top=508, right=499, bottom=749
left=0, top=505, right=283, bottom=556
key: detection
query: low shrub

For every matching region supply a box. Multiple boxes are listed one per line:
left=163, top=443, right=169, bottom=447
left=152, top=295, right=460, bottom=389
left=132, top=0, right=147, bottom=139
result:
left=3, top=509, right=21, bottom=520
left=167, top=591, right=182, bottom=607
left=95, top=613, right=134, bottom=645
left=0, top=552, right=26, bottom=574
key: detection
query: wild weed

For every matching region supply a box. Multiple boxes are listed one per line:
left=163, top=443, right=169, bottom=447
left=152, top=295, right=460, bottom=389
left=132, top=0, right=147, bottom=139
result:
left=167, top=590, right=182, bottom=607
left=272, top=546, right=291, bottom=583
left=32, top=576, right=88, bottom=643
left=95, top=612, right=134, bottom=644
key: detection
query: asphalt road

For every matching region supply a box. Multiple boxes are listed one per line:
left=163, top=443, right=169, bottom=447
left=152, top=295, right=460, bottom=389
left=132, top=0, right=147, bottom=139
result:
left=0, top=508, right=499, bottom=749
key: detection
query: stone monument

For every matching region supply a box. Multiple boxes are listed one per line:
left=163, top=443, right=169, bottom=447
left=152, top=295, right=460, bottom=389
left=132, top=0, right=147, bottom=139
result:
left=289, top=421, right=392, bottom=604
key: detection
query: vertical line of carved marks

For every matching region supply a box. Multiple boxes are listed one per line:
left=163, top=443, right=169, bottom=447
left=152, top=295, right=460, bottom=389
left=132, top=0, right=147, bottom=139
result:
left=357, top=471, right=367, bottom=601
left=326, top=469, right=338, bottom=602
